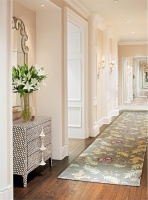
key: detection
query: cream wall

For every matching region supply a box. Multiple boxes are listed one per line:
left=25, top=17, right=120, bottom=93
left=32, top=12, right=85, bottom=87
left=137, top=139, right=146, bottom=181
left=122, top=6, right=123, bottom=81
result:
left=118, top=44, right=148, bottom=105
left=35, top=7, right=63, bottom=160
left=88, top=13, right=119, bottom=137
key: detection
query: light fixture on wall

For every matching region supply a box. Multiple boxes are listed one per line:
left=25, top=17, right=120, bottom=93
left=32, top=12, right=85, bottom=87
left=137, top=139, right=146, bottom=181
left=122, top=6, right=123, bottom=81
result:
left=97, top=63, right=101, bottom=79
left=100, top=56, right=105, bottom=68
left=110, top=60, right=114, bottom=73
left=97, top=56, right=105, bottom=79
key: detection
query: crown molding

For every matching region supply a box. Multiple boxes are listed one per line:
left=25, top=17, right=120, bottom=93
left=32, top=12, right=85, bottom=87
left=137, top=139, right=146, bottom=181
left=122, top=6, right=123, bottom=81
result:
left=65, top=7, right=88, bottom=26
left=98, top=23, right=106, bottom=31
left=89, top=12, right=106, bottom=31
left=95, top=13, right=105, bottom=31
left=64, top=0, right=90, bottom=19
left=119, top=41, right=148, bottom=45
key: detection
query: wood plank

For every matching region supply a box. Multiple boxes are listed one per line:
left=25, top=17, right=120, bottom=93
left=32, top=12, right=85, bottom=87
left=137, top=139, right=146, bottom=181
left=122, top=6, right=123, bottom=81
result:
left=14, top=136, right=147, bottom=200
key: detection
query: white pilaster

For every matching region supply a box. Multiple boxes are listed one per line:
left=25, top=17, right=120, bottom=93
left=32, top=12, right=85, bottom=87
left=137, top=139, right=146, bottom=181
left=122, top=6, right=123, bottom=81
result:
left=88, top=13, right=101, bottom=137
left=102, top=29, right=110, bottom=117
left=0, top=0, right=13, bottom=199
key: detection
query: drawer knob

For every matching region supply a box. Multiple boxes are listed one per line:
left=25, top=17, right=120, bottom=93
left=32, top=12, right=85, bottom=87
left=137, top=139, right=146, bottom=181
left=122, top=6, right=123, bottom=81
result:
left=40, top=142, right=46, bottom=151
left=40, top=127, right=45, bottom=137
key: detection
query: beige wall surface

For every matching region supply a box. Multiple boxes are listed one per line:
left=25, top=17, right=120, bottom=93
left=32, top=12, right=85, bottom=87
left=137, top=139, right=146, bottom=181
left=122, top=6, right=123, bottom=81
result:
left=119, top=44, right=147, bottom=58
left=118, top=44, right=148, bottom=105
left=13, top=1, right=36, bottom=66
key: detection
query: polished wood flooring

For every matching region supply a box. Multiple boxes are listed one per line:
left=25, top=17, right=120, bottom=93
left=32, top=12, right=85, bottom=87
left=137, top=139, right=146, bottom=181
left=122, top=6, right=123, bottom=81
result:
left=14, top=128, right=147, bottom=200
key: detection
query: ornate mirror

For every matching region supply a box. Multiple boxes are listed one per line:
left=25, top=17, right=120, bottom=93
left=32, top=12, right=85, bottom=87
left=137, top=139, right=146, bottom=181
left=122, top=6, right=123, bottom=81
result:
left=12, top=17, right=29, bottom=108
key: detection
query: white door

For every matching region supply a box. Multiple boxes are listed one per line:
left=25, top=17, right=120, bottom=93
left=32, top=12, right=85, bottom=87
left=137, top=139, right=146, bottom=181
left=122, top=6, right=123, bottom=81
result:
left=67, top=21, right=85, bottom=138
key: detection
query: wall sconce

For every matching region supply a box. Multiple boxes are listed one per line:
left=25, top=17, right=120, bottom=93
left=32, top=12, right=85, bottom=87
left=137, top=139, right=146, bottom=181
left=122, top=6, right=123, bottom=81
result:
left=97, top=63, right=101, bottom=79
left=110, top=60, right=114, bottom=73
left=97, top=56, right=105, bottom=79
left=100, top=56, right=105, bottom=68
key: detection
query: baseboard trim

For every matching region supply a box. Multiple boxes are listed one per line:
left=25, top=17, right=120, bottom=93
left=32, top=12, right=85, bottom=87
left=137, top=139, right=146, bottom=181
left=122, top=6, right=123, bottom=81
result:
left=62, top=144, right=69, bottom=159
left=0, top=185, right=13, bottom=200
left=88, top=109, right=120, bottom=137
left=89, top=123, right=100, bottom=137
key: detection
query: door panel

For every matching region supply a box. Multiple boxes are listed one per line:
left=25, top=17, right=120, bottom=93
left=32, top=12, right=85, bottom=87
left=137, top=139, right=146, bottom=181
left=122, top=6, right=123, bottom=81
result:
left=67, top=21, right=84, bottom=138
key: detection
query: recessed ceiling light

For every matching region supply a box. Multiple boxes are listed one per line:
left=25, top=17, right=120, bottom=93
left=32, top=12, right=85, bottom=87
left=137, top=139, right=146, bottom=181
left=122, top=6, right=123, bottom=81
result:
left=114, top=0, right=119, bottom=2
left=41, top=4, right=45, bottom=7
left=123, top=20, right=130, bottom=23
left=131, top=31, right=135, bottom=34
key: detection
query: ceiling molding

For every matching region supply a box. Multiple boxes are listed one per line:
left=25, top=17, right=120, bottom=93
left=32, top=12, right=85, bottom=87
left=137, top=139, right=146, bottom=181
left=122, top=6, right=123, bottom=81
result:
left=89, top=13, right=106, bottom=31
left=66, top=7, right=88, bottom=26
left=95, top=13, right=106, bottom=31
left=64, top=0, right=90, bottom=19
left=119, top=41, right=148, bottom=45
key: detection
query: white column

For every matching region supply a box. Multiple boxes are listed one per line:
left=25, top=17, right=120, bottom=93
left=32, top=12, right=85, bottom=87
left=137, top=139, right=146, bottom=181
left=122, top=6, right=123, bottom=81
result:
left=88, top=14, right=101, bottom=136
left=102, top=29, right=110, bottom=120
left=111, top=39, right=119, bottom=114
left=0, top=0, right=13, bottom=199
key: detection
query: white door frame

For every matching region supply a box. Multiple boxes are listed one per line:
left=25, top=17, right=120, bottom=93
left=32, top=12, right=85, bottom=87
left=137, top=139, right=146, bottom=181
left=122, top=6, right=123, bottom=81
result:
left=63, top=7, right=88, bottom=154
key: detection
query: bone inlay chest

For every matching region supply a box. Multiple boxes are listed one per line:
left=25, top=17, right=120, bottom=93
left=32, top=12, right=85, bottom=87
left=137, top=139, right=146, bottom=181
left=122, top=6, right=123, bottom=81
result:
left=13, top=116, right=52, bottom=187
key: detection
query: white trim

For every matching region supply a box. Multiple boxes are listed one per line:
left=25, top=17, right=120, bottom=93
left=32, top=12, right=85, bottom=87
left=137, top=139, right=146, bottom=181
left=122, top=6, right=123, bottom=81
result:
left=98, top=22, right=106, bottom=31
left=64, top=6, right=89, bottom=141
left=102, top=116, right=112, bottom=124
left=119, top=41, right=148, bottom=45
left=89, top=123, right=100, bottom=137
left=0, top=185, right=13, bottom=200
left=68, top=106, right=82, bottom=127
left=97, top=118, right=105, bottom=127
left=46, top=0, right=61, bottom=10
left=62, top=144, right=69, bottom=159
left=64, top=0, right=90, bottom=19
left=119, top=105, right=148, bottom=111
left=109, top=109, right=119, bottom=117
left=66, top=7, right=88, bottom=26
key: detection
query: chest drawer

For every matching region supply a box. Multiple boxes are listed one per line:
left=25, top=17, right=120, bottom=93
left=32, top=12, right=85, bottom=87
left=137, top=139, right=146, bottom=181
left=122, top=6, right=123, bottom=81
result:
left=27, top=133, right=51, bottom=156
left=26, top=120, right=51, bottom=142
left=27, top=144, right=52, bottom=170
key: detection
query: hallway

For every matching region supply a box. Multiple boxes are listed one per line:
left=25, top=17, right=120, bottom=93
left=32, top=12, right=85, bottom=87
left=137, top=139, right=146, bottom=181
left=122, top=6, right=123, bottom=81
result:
left=123, top=96, right=148, bottom=111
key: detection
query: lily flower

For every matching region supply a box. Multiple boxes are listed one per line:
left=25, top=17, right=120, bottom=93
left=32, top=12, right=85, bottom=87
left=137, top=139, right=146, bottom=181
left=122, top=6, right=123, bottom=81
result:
left=23, top=81, right=34, bottom=92
left=37, top=69, right=46, bottom=76
left=13, top=79, right=24, bottom=86
left=31, top=78, right=38, bottom=86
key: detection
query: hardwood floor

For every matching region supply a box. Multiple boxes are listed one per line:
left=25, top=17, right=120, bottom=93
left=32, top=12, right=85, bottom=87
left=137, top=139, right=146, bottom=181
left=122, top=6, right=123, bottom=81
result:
left=14, top=131, right=147, bottom=200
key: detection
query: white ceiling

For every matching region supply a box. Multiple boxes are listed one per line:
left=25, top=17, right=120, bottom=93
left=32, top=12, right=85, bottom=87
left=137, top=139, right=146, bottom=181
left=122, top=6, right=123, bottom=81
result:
left=14, top=0, right=56, bottom=12
left=78, top=0, right=147, bottom=43
left=15, top=0, right=147, bottom=43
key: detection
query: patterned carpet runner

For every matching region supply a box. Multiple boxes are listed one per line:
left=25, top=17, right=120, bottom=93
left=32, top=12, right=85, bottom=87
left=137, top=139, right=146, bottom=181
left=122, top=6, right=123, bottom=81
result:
left=58, top=111, right=147, bottom=186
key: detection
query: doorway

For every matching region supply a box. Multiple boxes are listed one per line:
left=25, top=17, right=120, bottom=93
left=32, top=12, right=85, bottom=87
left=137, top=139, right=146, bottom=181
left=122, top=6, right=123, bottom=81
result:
left=66, top=8, right=88, bottom=140
left=122, top=56, right=148, bottom=110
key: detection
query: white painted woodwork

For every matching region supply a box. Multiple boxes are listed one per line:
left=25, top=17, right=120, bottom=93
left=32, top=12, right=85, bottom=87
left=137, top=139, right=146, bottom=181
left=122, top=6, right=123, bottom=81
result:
left=67, top=21, right=85, bottom=138
left=0, top=0, right=13, bottom=199
left=123, top=58, right=134, bottom=104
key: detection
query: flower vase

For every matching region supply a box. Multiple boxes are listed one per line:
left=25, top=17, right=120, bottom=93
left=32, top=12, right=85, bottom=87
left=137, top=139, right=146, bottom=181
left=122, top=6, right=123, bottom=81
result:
left=20, top=93, right=35, bottom=121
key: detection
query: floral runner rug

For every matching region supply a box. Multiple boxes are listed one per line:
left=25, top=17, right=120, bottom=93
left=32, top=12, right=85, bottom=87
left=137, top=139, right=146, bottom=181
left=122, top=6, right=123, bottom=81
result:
left=58, top=111, right=147, bottom=186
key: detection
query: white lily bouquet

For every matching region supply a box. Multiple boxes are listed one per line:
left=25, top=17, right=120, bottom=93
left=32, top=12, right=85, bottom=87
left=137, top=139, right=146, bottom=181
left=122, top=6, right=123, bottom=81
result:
left=12, top=64, right=47, bottom=96
left=12, top=64, right=47, bottom=121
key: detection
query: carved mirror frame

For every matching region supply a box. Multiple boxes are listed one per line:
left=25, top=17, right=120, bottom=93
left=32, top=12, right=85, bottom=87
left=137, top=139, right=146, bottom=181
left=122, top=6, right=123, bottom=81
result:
left=12, top=16, right=29, bottom=64
left=12, top=17, right=29, bottom=114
